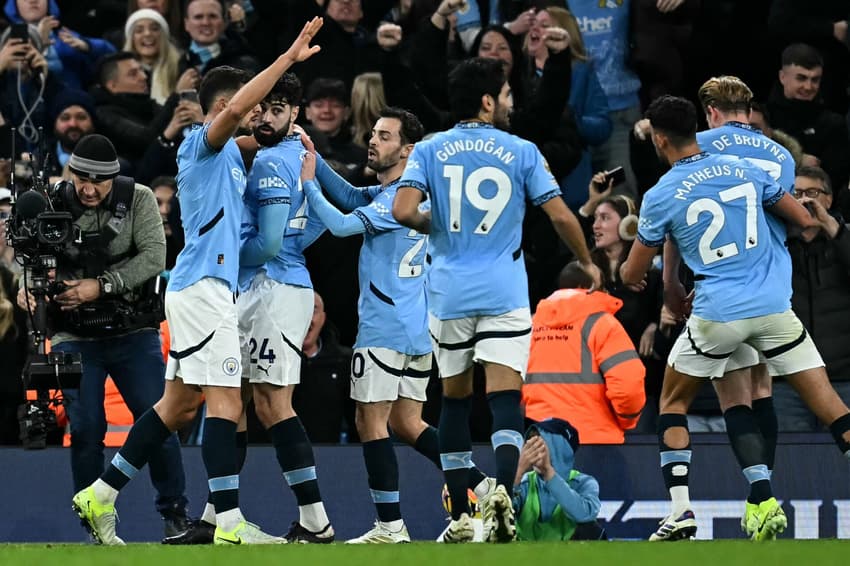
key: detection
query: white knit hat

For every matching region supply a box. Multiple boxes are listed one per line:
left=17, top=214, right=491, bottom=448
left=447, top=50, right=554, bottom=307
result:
left=124, top=8, right=170, bottom=40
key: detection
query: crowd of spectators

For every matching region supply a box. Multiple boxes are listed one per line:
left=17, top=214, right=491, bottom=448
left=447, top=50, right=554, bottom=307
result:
left=0, top=0, right=849, bottom=445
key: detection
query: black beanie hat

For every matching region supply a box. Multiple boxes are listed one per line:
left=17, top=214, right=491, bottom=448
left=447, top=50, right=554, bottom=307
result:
left=68, top=134, right=120, bottom=181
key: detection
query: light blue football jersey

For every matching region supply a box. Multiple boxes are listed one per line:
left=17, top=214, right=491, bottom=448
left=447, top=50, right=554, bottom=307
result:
left=638, top=152, right=789, bottom=322
left=350, top=181, right=430, bottom=355
left=169, top=123, right=247, bottom=293
left=240, top=135, right=325, bottom=290
left=399, top=122, right=561, bottom=319
left=698, top=122, right=795, bottom=303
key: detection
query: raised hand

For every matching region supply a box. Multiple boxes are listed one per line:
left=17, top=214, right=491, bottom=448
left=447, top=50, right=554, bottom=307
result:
left=284, top=16, right=323, bottom=63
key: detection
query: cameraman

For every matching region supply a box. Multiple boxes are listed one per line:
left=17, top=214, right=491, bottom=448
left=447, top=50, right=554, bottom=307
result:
left=16, top=134, right=189, bottom=536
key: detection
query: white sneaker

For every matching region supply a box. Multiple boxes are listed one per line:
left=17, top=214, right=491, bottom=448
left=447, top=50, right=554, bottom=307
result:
left=482, top=484, right=516, bottom=543
left=213, top=520, right=287, bottom=545
left=345, top=520, right=410, bottom=544
left=648, top=509, right=697, bottom=541
left=443, top=513, right=475, bottom=543
left=474, top=477, right=498, bottom=518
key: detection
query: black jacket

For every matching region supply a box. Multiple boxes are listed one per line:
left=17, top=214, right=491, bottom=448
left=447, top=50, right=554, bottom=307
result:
left=91, top=87, right=174, bottom=165
left=789, top=220, right=850, bottom=381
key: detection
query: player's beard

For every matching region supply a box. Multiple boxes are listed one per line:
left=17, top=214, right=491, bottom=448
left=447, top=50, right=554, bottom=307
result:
left=253, top=120, right=290, bottom=147
left=366, top=147, right=399, bottom=173
left=492, top=104, right=511, bottom=131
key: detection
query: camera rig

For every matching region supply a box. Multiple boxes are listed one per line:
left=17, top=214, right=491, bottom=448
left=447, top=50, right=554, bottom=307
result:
left=6, top=127, right=81, bottom=447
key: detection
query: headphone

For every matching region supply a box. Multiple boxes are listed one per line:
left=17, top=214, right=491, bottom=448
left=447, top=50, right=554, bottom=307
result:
left=53, top=179, right=89, bottom=219
left=613, top=195, right=639, bottom=241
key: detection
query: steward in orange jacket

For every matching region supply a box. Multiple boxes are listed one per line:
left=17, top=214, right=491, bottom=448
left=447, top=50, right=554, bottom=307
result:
left=524, top=283, right=646, bottom=444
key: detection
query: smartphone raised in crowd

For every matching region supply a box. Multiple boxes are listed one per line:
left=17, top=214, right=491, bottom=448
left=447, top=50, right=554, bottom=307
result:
left=604, top=166, right=626, bottom=187
left=9, top=23, right=30, bottom=43
left=178, top=89, right=200, bottom=104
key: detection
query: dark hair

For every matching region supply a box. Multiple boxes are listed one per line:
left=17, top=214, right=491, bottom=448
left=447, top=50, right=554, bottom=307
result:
left=558, top=261, right=593, bottom=290
left=781, top=43, right=823, bottom=70
left=266, top=73, right=303, bottom=107
left=379, top=107, right=424, bottom=145
left=448, top=58, right=505, bottom=121
left=796, top=165, right=832, bottom=194
left=749, top=100, right=771, bottom=126
left=304, top=77, right=348, bottom=105
left=96, top=51, right=139, bottom=86
left=198, top=65, right=252, bottom=114
left=183, top=0, right=225, bottom=14
left=150, top=175, right=177, bottom=191
left=645, top=95, right=697, bottom=147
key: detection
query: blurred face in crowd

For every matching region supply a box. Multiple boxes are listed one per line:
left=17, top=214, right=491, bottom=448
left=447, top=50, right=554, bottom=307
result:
left=137, top=0, right=168, bottom=14
left=16, top=0, right=48, bottom=23
left=367, top=117, right=408, bottom=173
left=72, top=174, right=113, bottom=208
left=526, top=10, right=550, bottom=58
left=749, top=108, right=769, bottom=134
left=491, top=82, right=513, bottom=130
left=779, top=64, right=822, bottom=101
left=478, top=31, right=513, bottom=78
left=794, top=174, right=833, bottom=211
left=253, top=100, right=298, bottom=147
left=131, top=19, right=164, bottom=64
left=54, top=105, right=95, bottom=152
left=592, top=202, right=623, bottom=250
left=302, top=292, right=326, bottom=351
left=153, top=183, right=175, bottom=236
left=305, top=97, right=348, bottom=137
left=106, top=58, right=148, bottom=94
left=185, top=0, right=225, bottom=47
left=0, top=201, right=10, bottom=249
left=325, top=0, right=363, bottom=31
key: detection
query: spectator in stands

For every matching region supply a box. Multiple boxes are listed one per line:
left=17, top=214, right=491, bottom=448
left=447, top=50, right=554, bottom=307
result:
left=513, top=419, right=606, bottom=541
left=774, top=166, right=850, bottom=431
left=130, top=0, right=184, bottom=41
left=48, top=88, right=96, bottom=175
left=0, top=26, right=61, bottom=153
left=182, top=0, right=260, bottom=74
left=124, top=8, right=200, bottom=104
left=523, top=262, right=646, bottom=444
left=4, top=0, right=115, bottom=90
left=748, top=100, right=807, bottom=167
left=528, top=6, right=611, bottom=212
left=768, top=0, right=850, bottom=115
left=303, top=77, right=366, bottom=182
left=768, top=43, right=850, bottom=216
left=566, top=0, right=642, bottom=199
left=92, top=51, right=200, bottom=167
left=149, top=175, right=183, bottom=271
left=579, top=187, right=664, bottom=423
left=349, top=72, right=385, bottom=148
left=283, top=0, right=388, bottom=90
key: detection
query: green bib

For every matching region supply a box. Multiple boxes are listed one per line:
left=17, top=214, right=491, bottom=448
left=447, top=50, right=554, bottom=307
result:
left=516, top=470, right=579, bottom=541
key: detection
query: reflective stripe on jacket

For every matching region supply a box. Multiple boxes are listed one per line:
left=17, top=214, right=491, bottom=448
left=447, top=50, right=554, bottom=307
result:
left=523, top=289, right=646, bottom=443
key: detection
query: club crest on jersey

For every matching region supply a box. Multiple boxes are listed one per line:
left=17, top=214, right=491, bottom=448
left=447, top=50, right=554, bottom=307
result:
left=222, top=357, right=240, bottom=376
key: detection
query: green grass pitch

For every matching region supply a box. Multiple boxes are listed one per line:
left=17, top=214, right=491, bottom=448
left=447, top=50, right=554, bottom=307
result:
left=1, top=541, right=849, bottom=566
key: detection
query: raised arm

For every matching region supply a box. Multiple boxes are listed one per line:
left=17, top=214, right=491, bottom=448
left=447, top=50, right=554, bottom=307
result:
left=301, top=132, right=374, bottom=210
left=207, top=17, right=323, bottom=150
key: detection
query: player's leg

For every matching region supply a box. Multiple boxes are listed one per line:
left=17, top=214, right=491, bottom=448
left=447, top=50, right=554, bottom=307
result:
left=756, top=311, right=850, bottom=464
left=429, top=313, right=477, bottom=535
left=750, top=363, right=777, bottom=475
left=474, top=308, right=532, bottom=543
left=73, top=377, right=202, bottom=545
left=650, top=365, right=702, bottom=541
left=253, top=280, right=331, bottom=543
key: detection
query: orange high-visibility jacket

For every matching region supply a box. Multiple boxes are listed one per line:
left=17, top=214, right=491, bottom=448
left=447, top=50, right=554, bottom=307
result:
left=523, top=289, right=646, bottom=444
